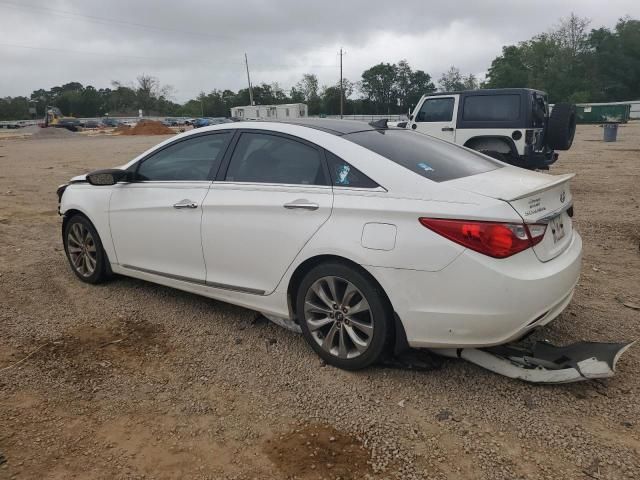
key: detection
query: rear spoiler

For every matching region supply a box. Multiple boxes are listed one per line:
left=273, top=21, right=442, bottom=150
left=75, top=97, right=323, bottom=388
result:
left=500, top=173, right=575, bottom=202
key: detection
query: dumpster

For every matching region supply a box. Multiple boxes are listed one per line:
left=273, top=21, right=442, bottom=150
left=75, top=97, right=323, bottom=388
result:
left=576, top=103, right=631, bottom=124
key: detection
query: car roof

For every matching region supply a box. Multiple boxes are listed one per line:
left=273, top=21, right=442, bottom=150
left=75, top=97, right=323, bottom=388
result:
left=268, top=118, right=385, bottom=136
left=425, top=88, right=546, bottom=97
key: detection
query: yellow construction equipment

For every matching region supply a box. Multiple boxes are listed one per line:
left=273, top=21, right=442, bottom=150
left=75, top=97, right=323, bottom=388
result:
left=44, top=106, right=80, bottom=131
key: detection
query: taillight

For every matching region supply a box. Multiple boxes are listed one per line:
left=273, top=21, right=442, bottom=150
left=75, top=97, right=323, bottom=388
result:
left=419, top=218, right=547, bottom=259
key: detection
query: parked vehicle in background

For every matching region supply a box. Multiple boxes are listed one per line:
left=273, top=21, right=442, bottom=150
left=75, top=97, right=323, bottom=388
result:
left=192, top=117, right=232, bottom=128
left=0, top=120, right=25, bottom=129
left=81, top=120, right=102, bottom=129
left=163, top=118, right=179, bottom=127
left=55, top=117, right=81, bottom=131
left=57, top=119, right=583, bottom=372
left=102, top=118, right=121, bottom=128
left=406, top=88, right=576, bottom=170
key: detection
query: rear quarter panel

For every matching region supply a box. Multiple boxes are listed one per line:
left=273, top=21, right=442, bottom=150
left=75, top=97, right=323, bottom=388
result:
left=282, top=189, right=519, bottom=277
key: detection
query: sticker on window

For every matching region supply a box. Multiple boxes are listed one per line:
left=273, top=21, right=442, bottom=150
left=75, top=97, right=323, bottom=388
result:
left=336, top=165, right=351, bottom=185
left=417, top=162, right=434, bottom=173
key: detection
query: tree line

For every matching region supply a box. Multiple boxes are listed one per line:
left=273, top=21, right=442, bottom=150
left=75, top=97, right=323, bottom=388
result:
left=484, top=15, right=640, bottom=103
left=1, top=14, right=638, bottom=121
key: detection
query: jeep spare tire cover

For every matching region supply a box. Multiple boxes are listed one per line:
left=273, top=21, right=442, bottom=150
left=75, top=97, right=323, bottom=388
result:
left=546, top=102, right=576, bottom=150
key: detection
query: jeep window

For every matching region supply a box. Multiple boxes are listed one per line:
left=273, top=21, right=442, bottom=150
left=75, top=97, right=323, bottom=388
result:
left=462, top=95, right=520, bottom=121
left=416, top=98, right=455, bottom=122
left=345, top=129, right=503, bottom=183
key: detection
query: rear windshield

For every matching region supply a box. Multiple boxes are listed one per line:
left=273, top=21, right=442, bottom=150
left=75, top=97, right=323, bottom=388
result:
left=462, top=94, right=521, bottom=121
left=344, top=129, right=503, bottom=182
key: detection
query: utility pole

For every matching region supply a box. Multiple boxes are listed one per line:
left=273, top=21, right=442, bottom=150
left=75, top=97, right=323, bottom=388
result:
left=338, top=48, right=345, bottom=119
left=245, top=53, right=254, bottom=106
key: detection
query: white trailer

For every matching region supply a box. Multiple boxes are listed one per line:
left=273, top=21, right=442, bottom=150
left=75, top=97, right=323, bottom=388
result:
left=230, top=103, right=308, bottom=120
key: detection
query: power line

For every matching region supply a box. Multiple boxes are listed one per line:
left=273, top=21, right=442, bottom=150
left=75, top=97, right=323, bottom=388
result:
left=0, top=42, right=337, bottom=71
left=0, top=42, right=171, bottom=60
left=0, top=0, right=228, bottom=40
left=0, top=2, right=340, bottom=70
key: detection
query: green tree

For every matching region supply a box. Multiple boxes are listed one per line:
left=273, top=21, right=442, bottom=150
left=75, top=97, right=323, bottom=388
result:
left=484, top=13, right=597, bottom=102
left=588, top=17, right=640, bottom=101
left=406, top=69, right=435, bottom=109
left=438, top=66, right=466, bottom=91
left=395, top=60, right=435, bottom=111
left=294, top=73, right=321, bottom=114
left=360, top=63, right=398, bottom=114
left=320, top=79, right=354, bottom=115
left=0, top=96, right=30, bottom=121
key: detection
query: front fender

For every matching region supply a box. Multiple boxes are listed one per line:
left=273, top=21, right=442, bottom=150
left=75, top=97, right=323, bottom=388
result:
left=60, top=184, right=117, bottom=265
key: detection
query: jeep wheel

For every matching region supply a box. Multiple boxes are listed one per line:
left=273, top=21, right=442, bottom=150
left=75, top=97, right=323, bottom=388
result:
left=546, top=103, right=576, bottom=151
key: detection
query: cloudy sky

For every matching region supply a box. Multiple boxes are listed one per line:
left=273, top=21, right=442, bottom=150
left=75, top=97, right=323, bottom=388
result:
left=1, top=0, right=639, bottom=102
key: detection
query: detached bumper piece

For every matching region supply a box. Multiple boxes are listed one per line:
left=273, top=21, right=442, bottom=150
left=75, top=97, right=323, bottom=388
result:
left=433, top=341, right=634, bottom=384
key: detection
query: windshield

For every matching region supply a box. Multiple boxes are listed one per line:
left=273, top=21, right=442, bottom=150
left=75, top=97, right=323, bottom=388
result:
left=344, top=129, right=503, bottom=182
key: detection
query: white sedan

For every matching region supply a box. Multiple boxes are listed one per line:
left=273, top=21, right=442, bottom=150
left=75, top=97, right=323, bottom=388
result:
left=57, top=119, right=582, bottom=371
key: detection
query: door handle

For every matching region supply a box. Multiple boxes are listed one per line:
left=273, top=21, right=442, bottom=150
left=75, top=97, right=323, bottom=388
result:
left=173, top=200, right=198, bottom=209
left=283, top=200, right=319, bottom=211
left=441, top=127, right=454, bottom=132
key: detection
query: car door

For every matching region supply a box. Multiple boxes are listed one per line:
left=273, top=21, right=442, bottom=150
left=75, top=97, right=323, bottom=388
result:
left=109, top=131, right=232, bottom=282
left=411, top=96, right=458, bottom=142
left=201, top=130, right=332, bottom=294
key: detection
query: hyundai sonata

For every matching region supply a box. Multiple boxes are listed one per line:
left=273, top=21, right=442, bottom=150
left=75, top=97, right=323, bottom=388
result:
left=57, top=119, right=581, bottom=370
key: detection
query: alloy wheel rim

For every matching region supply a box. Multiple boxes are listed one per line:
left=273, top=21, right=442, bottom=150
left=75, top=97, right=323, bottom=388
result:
left=67, top=223, right=97, bottom=277
left=303, top=276, right=374, bottom=359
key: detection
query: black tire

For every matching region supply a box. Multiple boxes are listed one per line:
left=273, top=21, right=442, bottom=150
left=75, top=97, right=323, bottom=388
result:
left=296, top=262, right=392, bottom=370
left=63, top=214, right=109, bottom=284
left=545, top=102, right=576, bottom=150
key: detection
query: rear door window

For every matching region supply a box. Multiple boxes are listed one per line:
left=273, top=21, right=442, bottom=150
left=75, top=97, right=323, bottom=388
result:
left=325, top=152, right=378, bottom=188
left=416, top=98, right=455, bottom=122
left=345, top=130, right=503, bottom=182
left=225, top=132, right=328, bottom=185
left=462, top=94, right=521, bottom=121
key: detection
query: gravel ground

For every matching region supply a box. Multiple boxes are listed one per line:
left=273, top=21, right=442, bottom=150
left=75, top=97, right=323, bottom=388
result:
left=0, top=124, right=639, bottom=480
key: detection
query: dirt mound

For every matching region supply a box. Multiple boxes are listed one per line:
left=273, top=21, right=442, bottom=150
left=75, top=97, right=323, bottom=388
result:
left=119, top=120, right=174, bottom=136
left=30, top=127, right=76, bottom=139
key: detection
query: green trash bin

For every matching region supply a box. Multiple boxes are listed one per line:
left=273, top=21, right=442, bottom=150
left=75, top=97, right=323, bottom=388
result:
left=603, top=124, right=618, bottom=142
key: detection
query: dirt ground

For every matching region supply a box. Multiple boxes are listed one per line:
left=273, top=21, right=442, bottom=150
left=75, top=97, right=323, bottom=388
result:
left=0, top=123, right=639, bottom=480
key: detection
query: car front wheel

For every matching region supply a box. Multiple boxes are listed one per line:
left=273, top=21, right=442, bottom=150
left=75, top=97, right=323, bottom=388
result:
left=297, top=262, right=391, bottom=370
left=63, top=214, right=108, bottom=284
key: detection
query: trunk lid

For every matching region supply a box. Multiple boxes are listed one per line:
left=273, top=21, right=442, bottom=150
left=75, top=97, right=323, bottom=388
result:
left=445, top=167, right=574, bottom=262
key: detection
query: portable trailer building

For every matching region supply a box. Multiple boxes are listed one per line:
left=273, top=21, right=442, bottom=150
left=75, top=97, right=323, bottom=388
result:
left=230, top=103, right=308, bottom=120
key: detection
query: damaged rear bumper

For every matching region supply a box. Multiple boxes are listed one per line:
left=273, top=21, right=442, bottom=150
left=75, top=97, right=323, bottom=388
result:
left=432, top=341, right=634, bottom=384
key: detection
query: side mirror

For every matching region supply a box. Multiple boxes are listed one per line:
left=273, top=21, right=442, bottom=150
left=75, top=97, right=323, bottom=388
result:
left=409, top=114, right=414, bottom=121
left=86, top=169, right=129, bottom=186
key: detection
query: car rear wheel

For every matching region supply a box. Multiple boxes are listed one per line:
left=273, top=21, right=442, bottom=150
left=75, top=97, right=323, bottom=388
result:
left=64, top=214, right=108, bottom=284
left=297, top=262, right=391, bottom=370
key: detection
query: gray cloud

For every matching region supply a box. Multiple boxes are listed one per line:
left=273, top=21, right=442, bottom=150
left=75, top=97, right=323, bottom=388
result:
left=1, top=0, right=638, bottom=102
